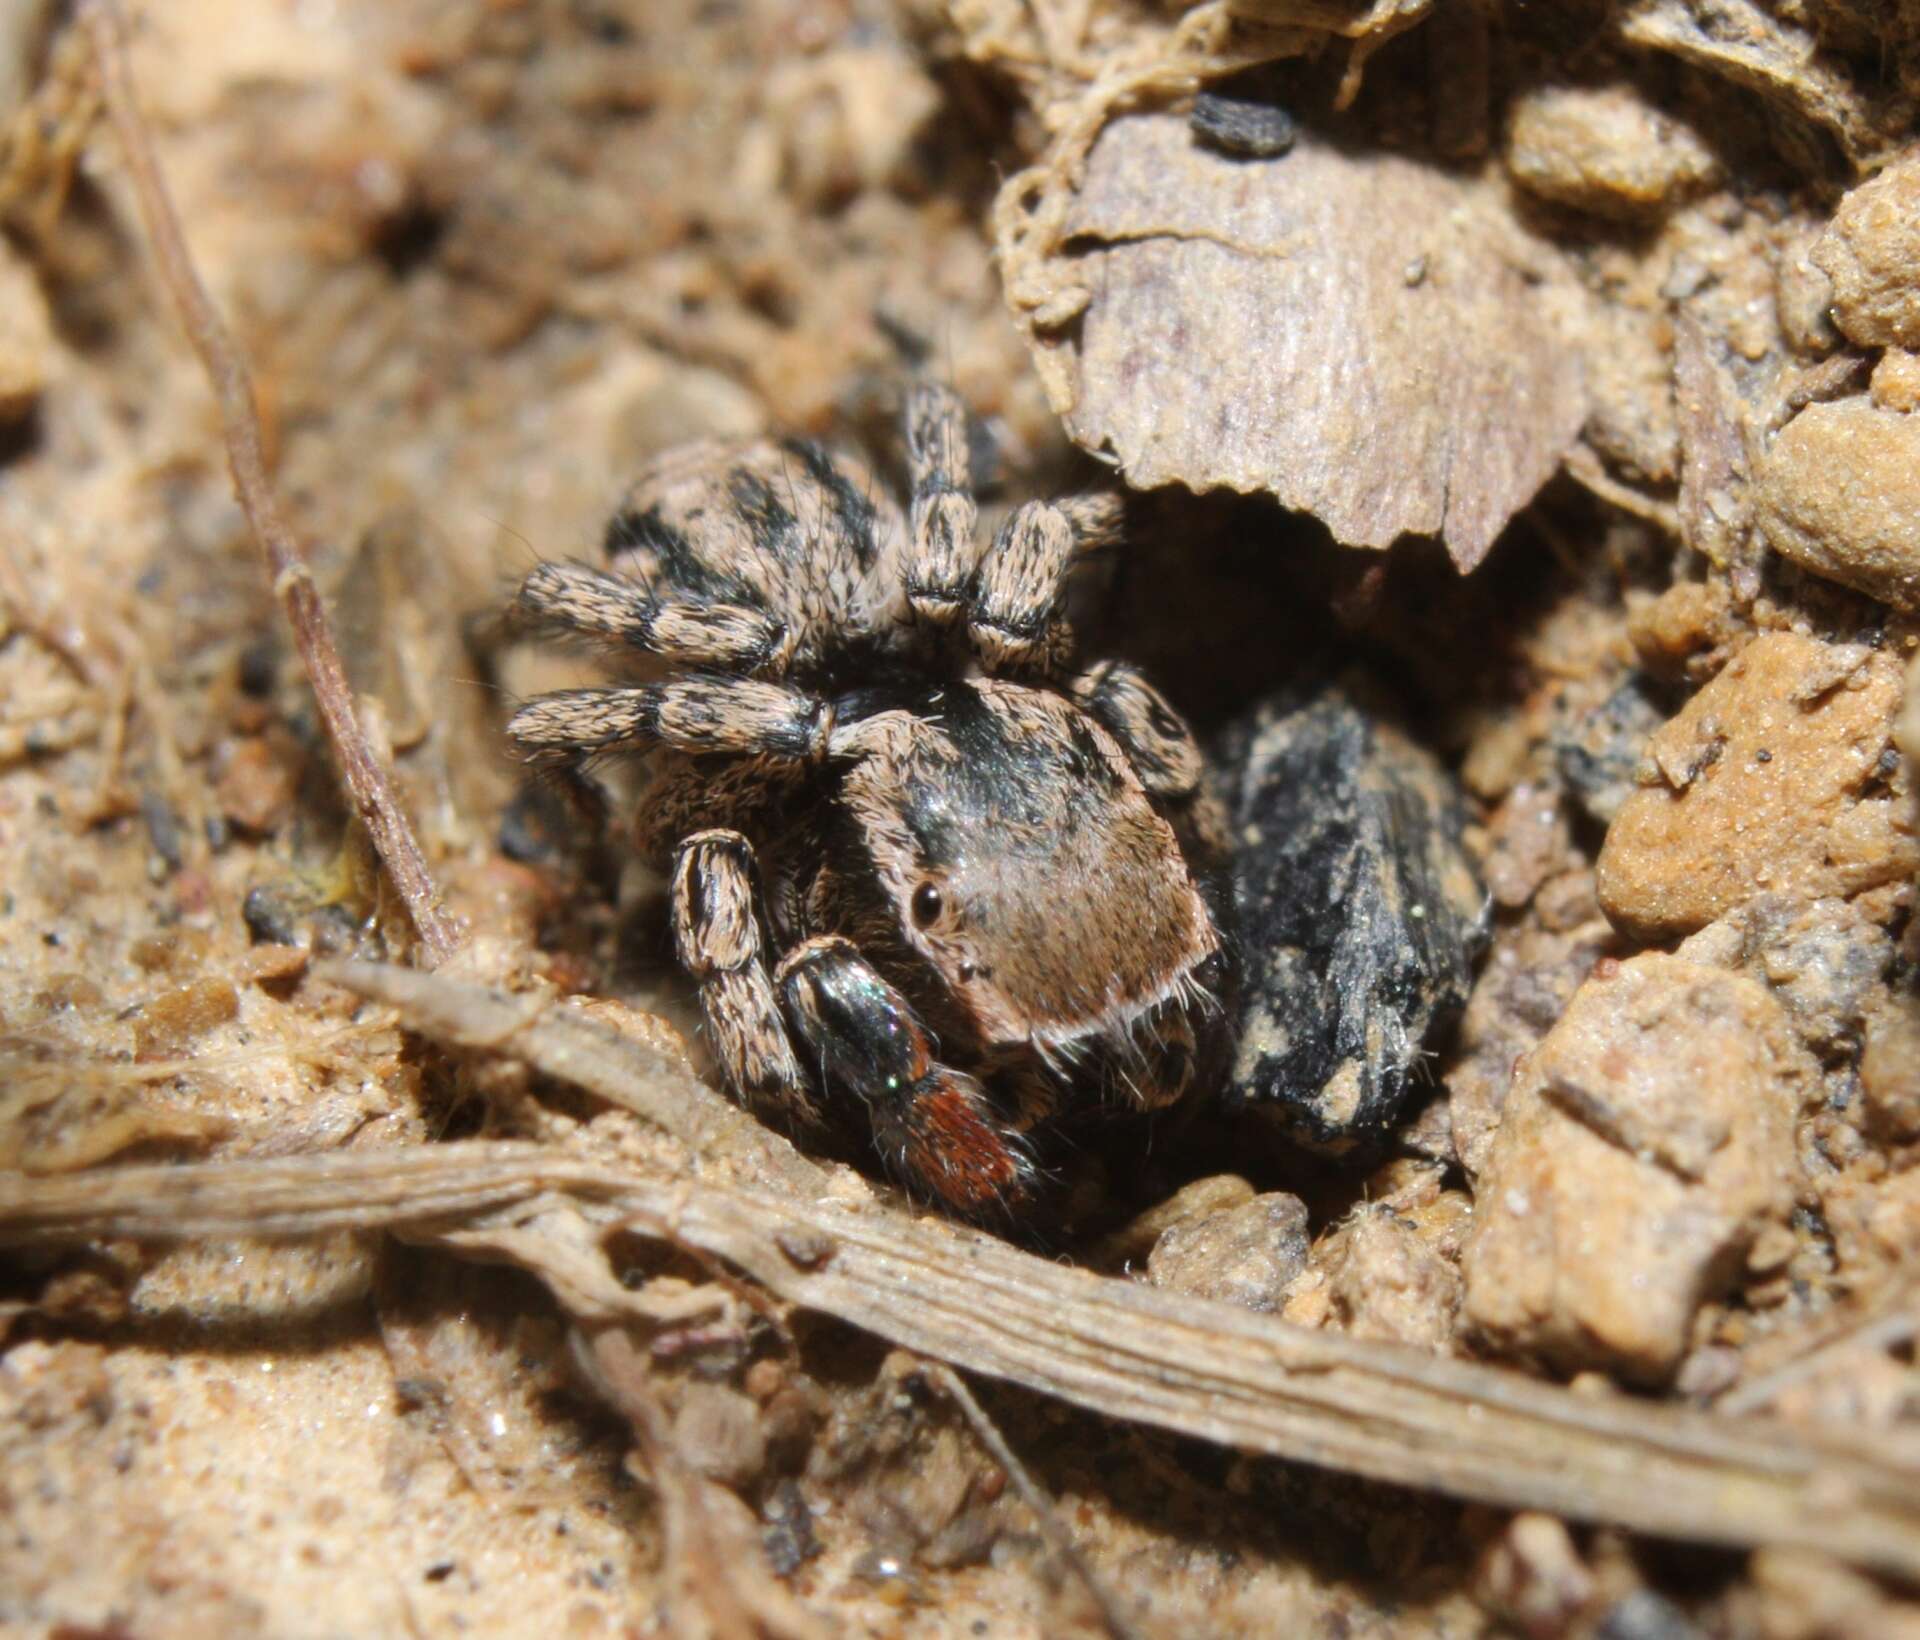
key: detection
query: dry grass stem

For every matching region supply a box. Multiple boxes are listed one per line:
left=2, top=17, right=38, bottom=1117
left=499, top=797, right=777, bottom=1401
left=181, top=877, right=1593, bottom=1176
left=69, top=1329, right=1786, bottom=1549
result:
left=78, top=0, right=460, bottom=965
left=325, top=959, right=824, bottom=1188
left=927, top=1363, right=1146, bottom=1640
left=6, top=963, right=1920, bottom=1581
left=1717, top=1296, right=1920, bottom=1418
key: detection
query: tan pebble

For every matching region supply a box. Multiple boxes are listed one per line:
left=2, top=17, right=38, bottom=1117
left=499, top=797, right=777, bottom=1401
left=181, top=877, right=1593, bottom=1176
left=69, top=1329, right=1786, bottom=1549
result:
left=1861, top=1005, right=1920, bottom=1142
left=0, top=244, right=53, bottom=418
left=1901, top=649, right=1920, bottom=771
left=1461, top=955, right=1809, bottom=1385
left=1146, top=1192, right=1309, bottom=1314
left=1476, top=1513, right=1594, bottom=1638
left=1596, top=632, right=1915, bottom=940
left=1757, top=397, right=1920, bottom=610
left=1870, top=347, right=1920, bottom=413
left=1746, top=1222, right=1796, bottom=1274
left=1625, top=580, right=1732, bottom=675
left=1812, top=154, right=1920, bottom=348
left=1505, top=84, right=1718, bottom=219
left=1095, top=1171, right=1255, bottom=1268
left=213, top=735, right=298, bottom=835
left=134, top=979, right=241, bottom=1060
left=1309, top=1206, right=1462, bottom=1352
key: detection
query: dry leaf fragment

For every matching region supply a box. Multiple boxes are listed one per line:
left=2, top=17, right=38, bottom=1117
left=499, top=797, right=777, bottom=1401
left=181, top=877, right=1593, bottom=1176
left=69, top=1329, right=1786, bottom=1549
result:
left=1022, top=116, right=1587, bottom=569
left=1619, top=0, right=1916, bottom=170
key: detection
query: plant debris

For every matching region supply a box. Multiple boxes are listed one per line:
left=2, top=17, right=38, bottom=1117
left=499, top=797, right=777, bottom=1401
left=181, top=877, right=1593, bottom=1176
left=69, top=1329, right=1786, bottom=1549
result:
left=1006, top=114, right=1587, bottom=568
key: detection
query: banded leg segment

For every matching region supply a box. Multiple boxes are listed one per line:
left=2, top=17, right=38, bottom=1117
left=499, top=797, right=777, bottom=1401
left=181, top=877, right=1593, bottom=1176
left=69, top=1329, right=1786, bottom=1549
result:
left=904, top=382, right=982, bottom=625
left=671, top=830, right=819, bottom=1129
left=512, top=561, right=791, bottom=673
left=776, top=935, right=1037, bottom=1215
left=1072, top=660, right=1228, bottom=861
left=1070, top=661, right=1204, bottom=802
left=968, top=491, right=1122, bottom=674
left=509, top=676, right=831, bottom=769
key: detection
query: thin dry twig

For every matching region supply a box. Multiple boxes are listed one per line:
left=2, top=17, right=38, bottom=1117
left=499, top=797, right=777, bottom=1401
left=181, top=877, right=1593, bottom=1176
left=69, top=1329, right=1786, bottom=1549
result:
left=1718, top=1297, right=1920, bottom=1418
left=8, top=963, right=1920, bottom=1583
left=78, top=0, right=460, bottom=966
left=322, top=960, right=820, bottom=1190
left=926, top=1362, right=1146, bottom=1640
left=8, top=1139, right=1920, bottom=1578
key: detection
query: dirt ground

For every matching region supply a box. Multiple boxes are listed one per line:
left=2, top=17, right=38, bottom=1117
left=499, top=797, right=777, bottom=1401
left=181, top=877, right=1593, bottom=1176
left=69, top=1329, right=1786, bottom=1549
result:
left=2, top=1, right=1919, bottom=1636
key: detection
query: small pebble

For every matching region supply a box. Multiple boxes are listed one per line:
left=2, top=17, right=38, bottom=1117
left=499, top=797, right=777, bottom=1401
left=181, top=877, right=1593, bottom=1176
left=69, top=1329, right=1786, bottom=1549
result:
left=1869, top=347, right=1920, bottom=413
left=1757, top=398, right=1920, bottom=610
left=1505, top=84, right=1718, bottom=219
left=1189, top=91, right=1296, bottom=160
left=1462, top=955, right=1809, bottom=1385
left=1597, top=633, right=1915, bottom=939
left=1146, top=1192, right=1309, bottom=1313
left=1811, top=152, right=1920, bottom=349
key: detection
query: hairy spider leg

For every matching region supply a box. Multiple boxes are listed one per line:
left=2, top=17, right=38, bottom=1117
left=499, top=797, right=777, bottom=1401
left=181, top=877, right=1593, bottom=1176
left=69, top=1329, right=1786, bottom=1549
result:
left=776, top=934, right=1038, bottom=1216
left=1068, top=661, right=1205, bottom=804
left=1069, top=659, right=1228, bottom=862
left=508, top=676, right=833, bottom=775
left=511, top=560, right=793, bottom=674
left=671, top=829, right=820, bottom=1129
left=903, top=381, right=982, bottom=626
left=966, top=491, right=1123, bottom=675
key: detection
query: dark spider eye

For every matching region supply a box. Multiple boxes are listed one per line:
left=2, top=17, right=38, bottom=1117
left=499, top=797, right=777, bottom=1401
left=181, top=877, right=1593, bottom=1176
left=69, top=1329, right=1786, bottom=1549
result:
left=910, top=882, right=943, bottom=928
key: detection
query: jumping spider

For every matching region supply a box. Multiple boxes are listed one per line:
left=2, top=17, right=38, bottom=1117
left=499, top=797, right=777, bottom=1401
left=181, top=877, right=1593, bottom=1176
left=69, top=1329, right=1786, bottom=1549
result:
left=507, top=386, right=1231, bottom=1216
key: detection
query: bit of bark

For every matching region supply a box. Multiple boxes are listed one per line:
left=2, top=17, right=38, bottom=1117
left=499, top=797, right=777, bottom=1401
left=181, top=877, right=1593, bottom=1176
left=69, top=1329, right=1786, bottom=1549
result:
left=1672, top=317, right=1753, bottom=572
left=78, top=0, right=459, bottom=966
left=1619, top=0, right=1915, bottom=171
left=1013, top=115, right=1587, bottom=569
left=5, top=965, right=1920, bottom=1579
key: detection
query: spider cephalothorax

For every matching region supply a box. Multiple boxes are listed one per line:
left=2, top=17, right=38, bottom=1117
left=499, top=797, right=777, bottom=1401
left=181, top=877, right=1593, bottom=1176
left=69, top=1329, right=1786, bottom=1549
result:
left=507, top=386, right=1230, bottom=1216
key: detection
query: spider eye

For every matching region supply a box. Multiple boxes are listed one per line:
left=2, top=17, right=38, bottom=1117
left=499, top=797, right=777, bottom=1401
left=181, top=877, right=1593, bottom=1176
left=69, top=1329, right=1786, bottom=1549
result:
left=910, top=881, right=944, bottom=928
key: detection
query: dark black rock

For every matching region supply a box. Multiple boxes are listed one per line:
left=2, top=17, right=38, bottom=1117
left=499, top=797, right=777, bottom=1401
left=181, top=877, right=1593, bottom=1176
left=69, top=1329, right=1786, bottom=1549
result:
left=498, top=779, right=575, bottom=865
left=241, top=883, right=300, bottom=946
left=141, top=790, right=185, bottom=873
left=1216, top=682, right=1488, bottom=1148
left=1189, top=91, right=1297, bottom=160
